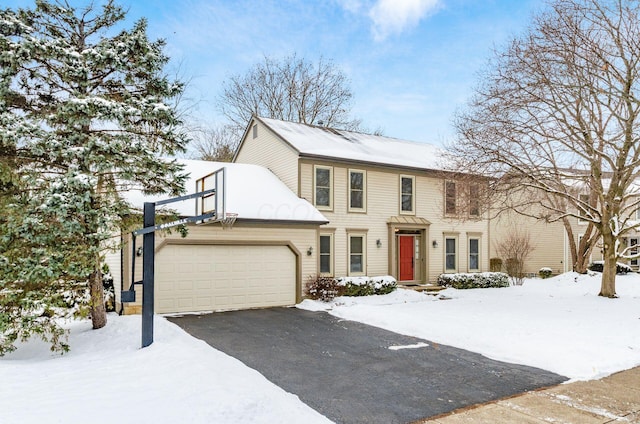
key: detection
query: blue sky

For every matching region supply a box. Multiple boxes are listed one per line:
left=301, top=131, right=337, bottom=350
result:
left=8, top=0, right=543, bottom=145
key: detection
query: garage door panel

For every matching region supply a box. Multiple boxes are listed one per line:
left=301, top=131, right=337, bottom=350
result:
left=215, top=263, right=230, bottom=272
left=196, top=297, right=212, bottom=307
left=155, top=244, right=296, bottom=313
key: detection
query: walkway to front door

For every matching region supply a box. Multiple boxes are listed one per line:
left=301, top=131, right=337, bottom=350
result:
left=168, top=308, right=566, bottom=424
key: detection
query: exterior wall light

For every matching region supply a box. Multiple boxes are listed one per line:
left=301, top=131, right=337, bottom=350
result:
left=432, top=240, right=438, bottom=248
left=376, top=239, right=382, bottom=248
left=307, top=246, right=313, bottom=256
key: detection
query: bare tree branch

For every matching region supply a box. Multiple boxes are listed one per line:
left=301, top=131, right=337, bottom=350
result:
left=218, top=54, right=361, bottom=135
left=448, top=0, right=640, bottom=297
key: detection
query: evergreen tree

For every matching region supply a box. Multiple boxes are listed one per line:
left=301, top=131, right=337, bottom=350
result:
left=0, top=0, right=188, bottom=353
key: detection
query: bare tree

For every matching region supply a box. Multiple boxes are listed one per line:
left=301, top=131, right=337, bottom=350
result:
left=219, top=54, right=361, bottom=135
left=190, top=124, right=238, bottom=162
left=449, top=0, right=640, bottom=297
left=495, top=228, right=535, bottom=286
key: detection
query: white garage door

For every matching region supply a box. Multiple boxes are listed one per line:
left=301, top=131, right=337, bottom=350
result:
left=155, top=244, right=296, bottom=314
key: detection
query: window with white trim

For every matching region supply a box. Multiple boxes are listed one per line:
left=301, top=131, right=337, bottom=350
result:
left=349, top=170, right=366, bottom=212
left=445, top=237, right=457, bottom=272
left=445, top=181, right=456, bottom=215
left=314, top=166, right=333, bottom=209
left=348, top=234, right=366, bottom=275
left=319, top=234, right=333, bottom=275
left=400, top=175, right=415, bottom=213
left=469, top=184, right=480, bottom=217
left=469, top=237, right=480, bottom=271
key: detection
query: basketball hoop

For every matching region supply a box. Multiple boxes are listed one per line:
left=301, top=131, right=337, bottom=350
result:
left=220, top=212, right=238, bottom=230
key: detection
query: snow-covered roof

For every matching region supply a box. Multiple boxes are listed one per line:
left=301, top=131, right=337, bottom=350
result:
left=258, top=116, right=445, bottom=171
left=124, top=159, right=328, bottom=223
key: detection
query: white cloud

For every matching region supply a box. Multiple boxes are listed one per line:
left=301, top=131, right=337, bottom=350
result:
left=368, top=0, right=441, bottom=40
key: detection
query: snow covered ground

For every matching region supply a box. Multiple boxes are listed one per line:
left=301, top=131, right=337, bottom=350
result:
left=0, top=315, right=330, bottom=424
left=300, top=272, right=640, bottom=381
left=2, top=272, right=639, bottom=424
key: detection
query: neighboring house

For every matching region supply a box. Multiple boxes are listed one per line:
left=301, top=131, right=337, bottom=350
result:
left=234, top=116, right=491, bottom=284
left=111, top=160, right=328, bottom=315
left=489, top=211, right=573, bottom=276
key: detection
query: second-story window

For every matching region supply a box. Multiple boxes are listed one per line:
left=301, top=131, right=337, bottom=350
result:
left=469, top=184, right=480, bottom=217
left=445, top=181, right=456, bottom=215
left=349, top=170, right=366, bottom=212
left=314, top=165, right=333, bottom=209
left=401, top=176, right=415, bottom=213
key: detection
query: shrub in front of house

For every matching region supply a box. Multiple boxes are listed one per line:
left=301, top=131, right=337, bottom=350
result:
left=335, top=276, right=398, bottom=297
left=437, top=272, right=510, bottom=289
left=305, top=275, right=344, bottom=302
left=489, top=258, right=503, bottom=272
left=340, top=279, right=375, bottom=297
left=588, top=261, right=632, bottom=274
left=306, top=275, right=398, bottom=302
left=538, top=267, right=553, bottom=279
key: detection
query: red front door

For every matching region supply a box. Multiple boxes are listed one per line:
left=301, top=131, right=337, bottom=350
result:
left=399, top=236, right=415, bottom=281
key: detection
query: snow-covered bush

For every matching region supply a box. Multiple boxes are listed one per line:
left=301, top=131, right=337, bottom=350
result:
left=437, top=272, right=510, bottom=289
left=588, top=261, right=632, bottom=274
left=335, top=276, right=397, bottom=297
left=538, top=267, right=553, bottom=279
left=305, top=275, right=397, bottom=302
left=305, top=275, right=343, bottom=302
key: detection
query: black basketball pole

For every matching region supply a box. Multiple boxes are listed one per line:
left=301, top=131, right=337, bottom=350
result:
left=141, top=201, right=155, bottom=348
left=122, top=167, right=226, bottom=348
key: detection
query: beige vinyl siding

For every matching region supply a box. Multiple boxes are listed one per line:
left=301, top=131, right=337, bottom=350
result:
left=301, top=159, right=490, bottom=282
left=490, top=211, right=568, bottom=275
left=234, top=119, right=299, bottom=193
left=120, top=222, right=317, bottom=313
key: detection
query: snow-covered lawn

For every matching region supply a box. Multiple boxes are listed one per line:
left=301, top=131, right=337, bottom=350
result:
left=0, top=315, right=330, bottom=424
left=2, top=272, right=639, bottom=424
left=299, top=272, right=640, bottom=381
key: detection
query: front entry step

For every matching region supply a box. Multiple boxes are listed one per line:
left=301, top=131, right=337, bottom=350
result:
left=399, top=284, right=445, bottom=293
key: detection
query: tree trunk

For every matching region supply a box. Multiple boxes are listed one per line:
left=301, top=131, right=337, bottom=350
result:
left=563, top=217, right=597, bottom=274
left=89, top=175, right=107, bottom=329
left=89, top=263, right=107, bottom=329
left=599, top=233, right=617, bottom=298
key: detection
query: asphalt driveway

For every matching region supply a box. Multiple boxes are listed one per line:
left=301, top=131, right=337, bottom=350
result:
left=168, top=308, right=566, bottom=424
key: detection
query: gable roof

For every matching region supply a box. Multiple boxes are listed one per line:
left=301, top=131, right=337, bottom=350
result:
left=124, top=159, right=328, bottom=223
left=256, top=116, right=445, bottom=171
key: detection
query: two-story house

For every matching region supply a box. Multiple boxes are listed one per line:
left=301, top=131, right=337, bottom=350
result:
left=234, top=116, right=491, bottom=284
